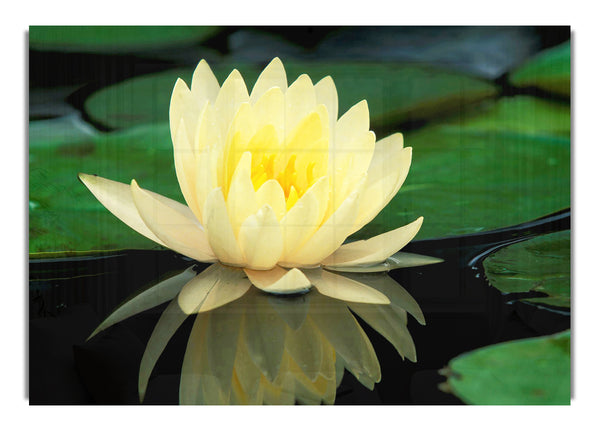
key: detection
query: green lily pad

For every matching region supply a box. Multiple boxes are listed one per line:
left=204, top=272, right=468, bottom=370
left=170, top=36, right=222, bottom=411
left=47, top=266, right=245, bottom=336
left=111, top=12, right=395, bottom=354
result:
left=29, top=26, right=221, bottom=53
left=352, top=96, right=570, bottom=240
left=482, top=230, right=570, bottom=307
left=509, top=41, right=570, bottom=97
left=84, top=62, right=497, bottom=130
left=29, top=122, right=182, bottom=255
left=444, top=330, right=570, bottom=405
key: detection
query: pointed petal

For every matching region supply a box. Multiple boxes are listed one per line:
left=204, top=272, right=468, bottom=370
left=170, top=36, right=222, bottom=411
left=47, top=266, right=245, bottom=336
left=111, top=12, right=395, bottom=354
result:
left=169, top=78, right=203, bottom=151
left=334, top=100, right=369, bottom=151
left=87, top=267, right=197, bottom=340
left=173, top=117, right=204, bottom=219
left=322, top=217, right=423, bottom=267
left=191, top=59, right=220, bottom=103
left=139, top=298, right=189, bottom=402
left=177, top=264, right=250, bottom=314
left=244, top=266, right=311, bottom=294
left=227, top=151, right=258, bottom=236
left=78, top=173, right=166, bottom=247
left=250, top=57, right=287, bottom=104
left=279, top=176, right=329, bottom=260
left=130, top=179, right=215, bottom=262
left=284, top=188, right=360, bottom=266
left=252, top=87, right=285, bottom=142
left=203, top=188, right=245, bottom=265
left=304, top=268, right=390, bottom=305
left=284, top=74, right=316, bottom=136
left=325, top=251, right=443, bottom=273
left=238, top=205, right=283, bottom=270
left=355, top=145, right=412, bottom=230
left=214, top=69, right=250, bottom=137
left=314, top=75, right=338, bottom=138
left=255, top=179, right=286, bottom=221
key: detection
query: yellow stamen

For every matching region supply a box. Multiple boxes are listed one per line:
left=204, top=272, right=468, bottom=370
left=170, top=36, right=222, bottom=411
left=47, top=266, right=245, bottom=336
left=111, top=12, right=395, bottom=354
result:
left=286, top=185, right=299, bottom=210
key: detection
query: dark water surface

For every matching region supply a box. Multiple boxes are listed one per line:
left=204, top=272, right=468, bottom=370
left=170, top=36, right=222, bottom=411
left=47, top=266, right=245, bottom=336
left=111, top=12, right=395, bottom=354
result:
left=28, top=209, right=570, bottom=405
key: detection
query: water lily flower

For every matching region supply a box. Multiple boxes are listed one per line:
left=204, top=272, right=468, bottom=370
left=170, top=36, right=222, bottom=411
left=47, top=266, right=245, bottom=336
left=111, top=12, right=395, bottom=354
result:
left=80, top=58, right=439, bottom=307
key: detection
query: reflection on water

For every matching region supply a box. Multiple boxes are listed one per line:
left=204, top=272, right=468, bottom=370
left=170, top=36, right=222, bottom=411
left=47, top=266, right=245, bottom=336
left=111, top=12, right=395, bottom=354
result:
left=88, top=265, right=424, bottom=405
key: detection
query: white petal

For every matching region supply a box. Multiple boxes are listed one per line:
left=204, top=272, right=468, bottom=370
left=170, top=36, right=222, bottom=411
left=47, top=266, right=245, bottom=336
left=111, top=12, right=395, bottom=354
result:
left=284, top=188, right=361, bottom=266
left=78, top=173, right=166, bottom=247
left=214, top=69, right=250, bottom=137
left=177, top=264, right=250, bottom=314
left=203, top=188, right=245, bottom=265
left=238, top=205, right=283, bottom=270
left=191, top=59, right=220, bottom=104
left=324, top=251, right=444, bottom=273
left=252, top=87, right=285, bottom=142
left=227, top=151, right=258, bottom=237
left=130, top=179, right=216, bottom=262
left=322, top=216, right=423, bottom=267
left=244, top=266, right=311, bottom=294
left=314, top=75, right=338, bottom=139
left=173, top=117, right=204, bottom=220
left=285, top=74, right=316, bottom=136
left=169, top=78, right=203, bottom=151
left=179, top=313, right=209, bottom=404
left=250, top=57, right=287, bottom=104
left=255, top=179, right=286, bottom=221
left=304, top=268, right=390, bottom=304
left=354, top=145, right=412, bottom=231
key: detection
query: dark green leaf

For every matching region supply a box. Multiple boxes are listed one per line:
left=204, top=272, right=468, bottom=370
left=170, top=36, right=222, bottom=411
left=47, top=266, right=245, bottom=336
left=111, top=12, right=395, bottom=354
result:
left=509, top=41, right=570, bottom=97
left=29, top=26, right=221, bottom=53
left=483, top=230, right=570, bottom=307
left=444, top=330, right=570, bottom=405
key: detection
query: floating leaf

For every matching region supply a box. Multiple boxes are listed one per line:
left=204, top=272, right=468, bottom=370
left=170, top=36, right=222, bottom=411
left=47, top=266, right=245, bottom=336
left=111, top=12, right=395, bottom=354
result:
left=29, top=122, right=181, bottom=255
left=509, top=41, right=570, bottom=97
left=353, top=96, right=570, bottom=240
left=482, top=230, right=570, bottom=307
left=444, top=330, right=570, bottom=405
left=29, top=26, right=221, bottom=53
left=84, top=62, right=497, bottom=130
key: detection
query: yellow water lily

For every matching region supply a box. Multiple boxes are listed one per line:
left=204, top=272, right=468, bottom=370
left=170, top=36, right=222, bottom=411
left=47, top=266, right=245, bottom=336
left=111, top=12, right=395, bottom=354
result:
left=80, top=57, right=437, bottom=305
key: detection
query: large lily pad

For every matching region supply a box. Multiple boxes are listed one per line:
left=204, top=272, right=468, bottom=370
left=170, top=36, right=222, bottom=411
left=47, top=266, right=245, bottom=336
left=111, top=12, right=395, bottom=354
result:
left=509, top=41, right=570, bottom=97
left=29, top=26, right=221, bottom=53
left=482, top=230, right=570, bottom=307
left=29, top=122, right=182, bottom=255
left=443, top=330, right=570, bottom=405
left=84, top=62, right=497, bottom=130
left=352, top=96, right=570, bottom=240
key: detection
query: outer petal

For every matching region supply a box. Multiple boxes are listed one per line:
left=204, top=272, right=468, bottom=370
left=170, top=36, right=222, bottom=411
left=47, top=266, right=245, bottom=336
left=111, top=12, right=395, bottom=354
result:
left=314, top=75, right=338, bottom=140
left=279, top=176, right=329, bottom=260
left=173, top=117, right=204, bottom=219
left=284, top=187, right=361, bottom=267
left=214, top=69, right=250, bottom=138
left=226, top=151, right=258, bottom=236
left=130, top=180, right=216, bottom=262
left=255, top=179, right=286, bottom=221
left=169, top=78, right=203, bottom=152
left=321, top=216, right=424, bottom=267
left=250, top=57, right=287, bottom=104
left=238, top=205, right=284, bottom=270
left=284, top=74, right=316, bottom=136
left=304, top=268, right=390, bottom=305
left=324, top=251, right=444, bottom=273
left=244, top=266, right=311, bottom=294
left=177, top=264, right=250, bottom=314
left=354, top=142, right=412, bottom=231
left=78, top=173, right=166, bottom=247
left=252, top=87, right=285, bottom=142
left=203, top=188, right=245, bottom=266
left=191, top=59, right=220, bottom=104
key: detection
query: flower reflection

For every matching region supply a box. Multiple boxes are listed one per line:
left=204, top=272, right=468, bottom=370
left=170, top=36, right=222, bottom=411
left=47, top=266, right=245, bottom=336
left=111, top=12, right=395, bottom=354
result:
left=89, top=265, right=426, bottom=404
